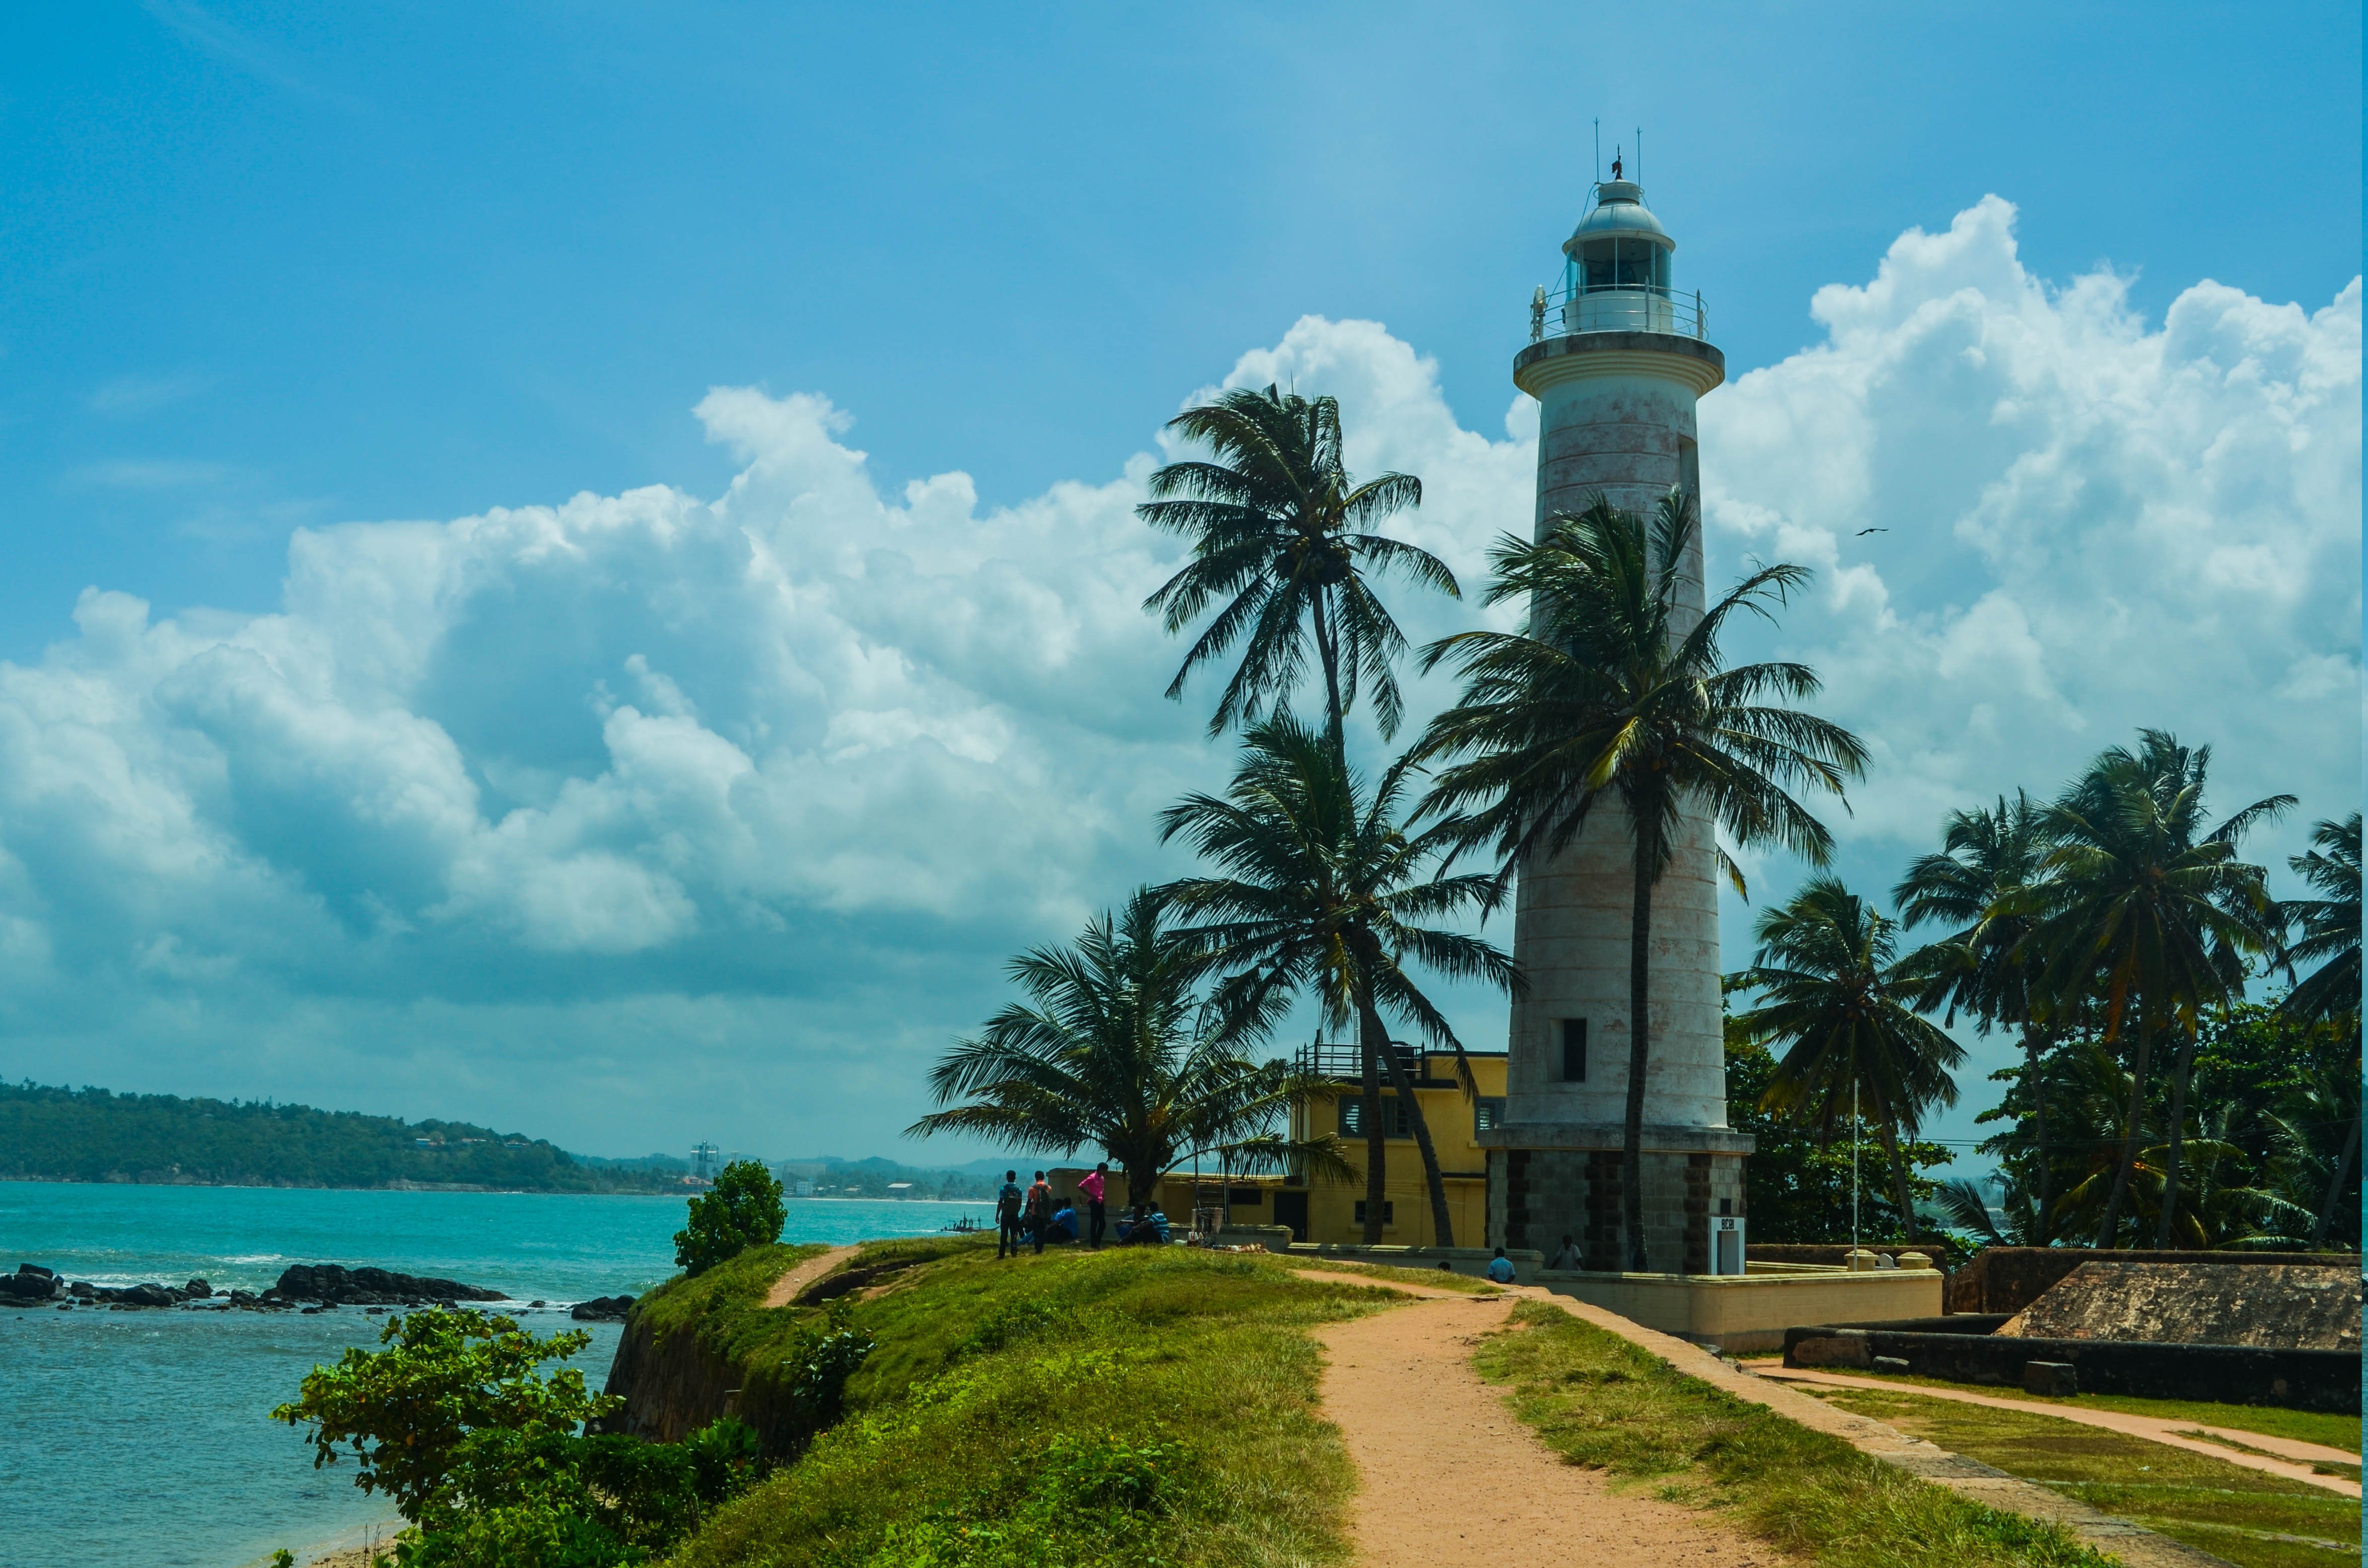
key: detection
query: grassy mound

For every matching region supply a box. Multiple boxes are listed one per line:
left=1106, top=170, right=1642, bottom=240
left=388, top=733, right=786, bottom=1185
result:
left=666, top=1241, right=1410, bottom=1567
left=1474, top=1301, right=2116, bottom=1568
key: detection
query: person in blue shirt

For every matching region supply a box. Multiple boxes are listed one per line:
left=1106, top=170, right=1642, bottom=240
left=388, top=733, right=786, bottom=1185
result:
left=1485, top=1248, right=1518, bottom=1284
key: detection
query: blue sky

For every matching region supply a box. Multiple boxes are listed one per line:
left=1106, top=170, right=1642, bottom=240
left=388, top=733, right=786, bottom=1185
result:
left=2, top=4, right=2358, bottom=1165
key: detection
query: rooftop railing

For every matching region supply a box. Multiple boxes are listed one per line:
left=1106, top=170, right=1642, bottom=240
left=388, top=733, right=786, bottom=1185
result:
left=1529, top=282, right=1708, bottom=343
left=1294, top=1040, right=1425, bottom=1083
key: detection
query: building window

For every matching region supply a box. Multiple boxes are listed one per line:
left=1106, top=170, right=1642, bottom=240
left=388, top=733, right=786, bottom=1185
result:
left=1353, top=1200, right=1396, bottom=1226
left=1225, top=1186, right=1264, bottom=1206
left=1559, top=1018, right=1587, bottom=1082
left=1475, top=1097, right=1506, bottom=1136
left=1339, top=1097, right=1410, bottom=1137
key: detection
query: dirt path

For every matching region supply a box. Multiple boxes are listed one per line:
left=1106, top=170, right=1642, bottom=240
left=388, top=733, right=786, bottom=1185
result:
left=1314, top=1291, right=1784, bottom=1567
left=1751, top=1364, right=2361, bottom=1496
left=762, top=1245, right=860, bottom=1308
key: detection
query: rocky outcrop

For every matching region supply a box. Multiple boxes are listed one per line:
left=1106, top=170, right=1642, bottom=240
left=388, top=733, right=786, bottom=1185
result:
left=572, top=1294, right=635, bottom=1321
left=271, top=1263, right=507, bottom=1305
left=598, top=1303, right=740, bottom=1444
left=1999, top=1260, right=2361, bottom=1351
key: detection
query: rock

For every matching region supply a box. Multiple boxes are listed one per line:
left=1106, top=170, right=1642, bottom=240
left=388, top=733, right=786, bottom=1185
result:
left=69, top=1282, right=97, bottom=1299
left=2023, top=1359, right=2078, bottom=1396
left=571, top=1294, right=635, bottom=1322
left=183, top=1278, right=212, bottom=1298
left=1872, top=1355, right=1911, bottom=1374
left=273, top=1264, right=507, bottom=1306
left=16, top=1263, right=55, bottom=1279
left=112, top=1283, right=178, bottom=1308
left=0, top=1271, right=61, bottom=1302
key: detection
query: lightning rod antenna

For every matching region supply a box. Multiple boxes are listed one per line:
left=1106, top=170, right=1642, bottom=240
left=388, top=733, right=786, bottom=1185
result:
left=1593, top=119, right=1601, bottom=186
left=1636, top=126, right=1642, bottom=185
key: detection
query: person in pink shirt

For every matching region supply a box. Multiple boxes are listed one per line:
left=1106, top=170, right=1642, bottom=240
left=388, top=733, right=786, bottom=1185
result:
left=1079, top=1162, right=1109, bottom=1250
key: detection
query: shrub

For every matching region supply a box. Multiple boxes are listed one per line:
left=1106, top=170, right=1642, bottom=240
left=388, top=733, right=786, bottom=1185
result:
left=675, top=1160, right=788, bottom=1276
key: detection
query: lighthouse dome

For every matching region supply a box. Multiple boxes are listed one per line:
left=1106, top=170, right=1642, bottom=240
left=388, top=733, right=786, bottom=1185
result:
left=1562, top=180, right=1674, bottom=257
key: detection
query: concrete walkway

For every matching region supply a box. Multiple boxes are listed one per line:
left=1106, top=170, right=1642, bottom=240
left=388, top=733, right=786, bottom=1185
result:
left=1750, top=1364, right=2360, bottom=1497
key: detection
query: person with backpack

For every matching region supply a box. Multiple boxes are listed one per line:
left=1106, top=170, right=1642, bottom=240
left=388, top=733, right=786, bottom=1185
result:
left=1025, top=1171, right=1054, bottom=1255
left=995, top=1170, right=1024, bottom=1259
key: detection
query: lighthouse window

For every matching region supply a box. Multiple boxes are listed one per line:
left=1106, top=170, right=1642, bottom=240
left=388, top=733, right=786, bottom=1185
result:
left=1559, top=1019, right=1588, bottom=1082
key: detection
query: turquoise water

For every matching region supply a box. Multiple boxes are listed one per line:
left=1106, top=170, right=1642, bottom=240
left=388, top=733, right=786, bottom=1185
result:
left=0, top=1182, right=991, bottom=1568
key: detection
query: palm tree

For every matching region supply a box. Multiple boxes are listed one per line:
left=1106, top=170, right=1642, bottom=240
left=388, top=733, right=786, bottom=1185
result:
left=1729, top=876, right=1966, bottom=1237
left=1139, top=385, right=1457, bottom=744
left=2021, top=732, right=2290, bottom=1248
left=2280, top=813, right=2361, bottom=1247
left=1159, top=715, right=1518, bottom=1245
left=1894, top=792, right=2058, bottom=1241
left=907, top=888, right=1343, bottom=1213
left=1416, top=490, right=1866, bottom=1269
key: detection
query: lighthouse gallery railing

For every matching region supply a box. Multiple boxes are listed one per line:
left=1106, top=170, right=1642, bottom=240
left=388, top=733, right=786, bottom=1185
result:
left=1529, top=282, right=1707, bottom=343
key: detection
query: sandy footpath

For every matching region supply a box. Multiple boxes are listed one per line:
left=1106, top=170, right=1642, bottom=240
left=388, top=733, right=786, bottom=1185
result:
left=762, top=1245, right=860, bottom=1308
left=1312, top=1280, right=1784, bottom=1567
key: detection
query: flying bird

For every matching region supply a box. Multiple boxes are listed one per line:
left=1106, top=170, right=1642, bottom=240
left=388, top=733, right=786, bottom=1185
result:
left=1857, top=527, right=1890, bottom=535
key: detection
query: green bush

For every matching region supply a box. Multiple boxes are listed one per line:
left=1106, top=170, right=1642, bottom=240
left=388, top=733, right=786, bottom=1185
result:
left=675, top=1160, right=788, bottom=1276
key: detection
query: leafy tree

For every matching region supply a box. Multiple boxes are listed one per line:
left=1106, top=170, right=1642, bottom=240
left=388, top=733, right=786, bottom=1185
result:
left=1158, top=715, right=1516, bottom=1245
left=1728, top=876, right=1965, bottom=1237
left=2021, top=730, right=2288, bottom=1246
left=1138, top=385, right=1456, bottom=743
left=1894, top=791, right=2061, bottom=1241
left=907, top=888, right=1341, bottom=1213
left=272, top=1308, right=620, bottom=1521
left=675, top=1161, right=787, bottom=1276
left=1416, top=490, right=1865, bottom=1269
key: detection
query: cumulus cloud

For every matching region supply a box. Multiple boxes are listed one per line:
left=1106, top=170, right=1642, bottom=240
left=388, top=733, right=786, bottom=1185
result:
left=4, top=196, right=2355, bottom=1155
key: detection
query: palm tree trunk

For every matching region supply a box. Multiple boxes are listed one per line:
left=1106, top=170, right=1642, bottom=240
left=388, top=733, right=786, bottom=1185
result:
left=1307, top=583, right=1346, bottom=751
left=2093, top=1008, right=2157, bottom=1249
left=1622, top=822, right=1657, bottom=1272
left=2025, top=1026, right=2053, bottom=1247
left=1358, top=1005, right=1387, bottom=1244
left=2310, top=1108, right=2361, bottom=1251
left=1365, top=995, right=1456, bottom=1248
left=2154, top=1022, right=2201, bottom=1248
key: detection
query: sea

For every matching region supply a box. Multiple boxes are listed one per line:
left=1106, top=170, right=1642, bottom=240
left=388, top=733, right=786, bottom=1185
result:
left=0, top=1182, right=993, bottom=1568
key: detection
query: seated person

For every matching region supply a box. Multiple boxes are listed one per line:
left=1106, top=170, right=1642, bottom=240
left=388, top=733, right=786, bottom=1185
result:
left=1485, top=1247, right=1518, bottom=1284
left=1048, top=1204, right=1080, bottom=1242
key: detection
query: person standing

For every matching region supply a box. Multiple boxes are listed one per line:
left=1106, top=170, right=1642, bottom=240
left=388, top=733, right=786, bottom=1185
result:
left=995, top=1170, right=1024, bottom=1259
left=1079, top=1162, right=1109, bottom=1250
left=1548, top=1235, right=1582, bottom=1270
left=1026, top=1171, right=1054, bottom=1256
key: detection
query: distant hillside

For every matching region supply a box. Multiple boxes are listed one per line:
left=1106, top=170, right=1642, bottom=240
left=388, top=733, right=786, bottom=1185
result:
left=772, top=1154, right=997, bottom=1201
left=0, top=1081, right=686, bottom=1193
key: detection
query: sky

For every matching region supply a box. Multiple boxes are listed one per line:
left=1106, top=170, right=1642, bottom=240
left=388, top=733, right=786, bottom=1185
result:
left=1, top=3, right=2358, bottom=1168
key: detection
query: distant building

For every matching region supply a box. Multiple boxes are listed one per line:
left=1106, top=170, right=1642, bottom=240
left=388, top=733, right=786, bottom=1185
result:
left=691, top=1141, right=720, bottom=1183
left=887, top=1182, right=913, bottom=1199
left=794, top=1180, right=815, bottom=1198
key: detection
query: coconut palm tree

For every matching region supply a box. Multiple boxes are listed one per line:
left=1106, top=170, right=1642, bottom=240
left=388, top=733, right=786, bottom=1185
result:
left=1894, top=792, right=2059, bottom=1241
left=2281, top=813, right=2361, bottom=1024
left=1728, top=876, right=1966, bottom=1236
left=1158, top=714, right=1518, bottom=1245
left=1415, top=490, right=1866, bottom=1268
left=907, top=888, right=1344, bottom=1212
left=2021, top=732, right=2290, bottom=1248
left=1139, top=385, right=1457, bottom=744
left=2280, top=813, right=2361, bottom=1247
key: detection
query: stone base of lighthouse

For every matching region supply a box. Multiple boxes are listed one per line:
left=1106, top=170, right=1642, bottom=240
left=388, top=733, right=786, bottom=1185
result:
left=1485, top=1128, right=1751, bottom=1275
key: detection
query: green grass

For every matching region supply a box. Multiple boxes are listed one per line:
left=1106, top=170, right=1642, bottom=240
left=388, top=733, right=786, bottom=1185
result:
left=1804, top=1385, right=2362, bottom=1568
left=631, top=1241, right=833, bottom=1362
left=1473, top=1301, right=2115, bottom=1568
left=1796, top=1366, right=2363, bottom=1456
left=665, top=1244, right=1418, bottom=1567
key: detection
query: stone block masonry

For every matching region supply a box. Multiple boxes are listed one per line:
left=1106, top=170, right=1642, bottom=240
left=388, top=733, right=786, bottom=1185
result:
left=1491, top=1146, right=1745, bottom=1273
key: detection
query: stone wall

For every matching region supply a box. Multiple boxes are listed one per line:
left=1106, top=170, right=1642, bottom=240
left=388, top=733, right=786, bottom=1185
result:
left=1492, top=1145, right=1745, bottom=1273
left=2000, top=1261, right=2360, bottom=1351
left=1946, top=1246, right=2363, bottom=1315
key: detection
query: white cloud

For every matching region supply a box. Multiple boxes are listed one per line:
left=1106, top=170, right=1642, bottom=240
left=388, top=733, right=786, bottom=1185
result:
left=1, top=196, right=2355, bottom=1157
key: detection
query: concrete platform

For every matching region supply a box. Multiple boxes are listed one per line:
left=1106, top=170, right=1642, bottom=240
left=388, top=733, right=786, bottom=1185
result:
left=1536, top=1264, right=1944, bottom=1352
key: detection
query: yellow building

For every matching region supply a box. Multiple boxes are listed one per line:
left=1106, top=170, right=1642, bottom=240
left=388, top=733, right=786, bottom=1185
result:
left=1141, top=1043, right=1508, bottom=1248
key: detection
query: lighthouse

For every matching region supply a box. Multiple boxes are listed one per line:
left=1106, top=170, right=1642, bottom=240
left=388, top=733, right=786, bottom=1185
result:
left=1485, top=175, right=1753, bottom=1276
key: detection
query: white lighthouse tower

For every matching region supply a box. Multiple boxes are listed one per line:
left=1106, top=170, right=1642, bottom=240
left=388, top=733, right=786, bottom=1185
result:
left=1484, top=172, right=1753, bottom=1275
